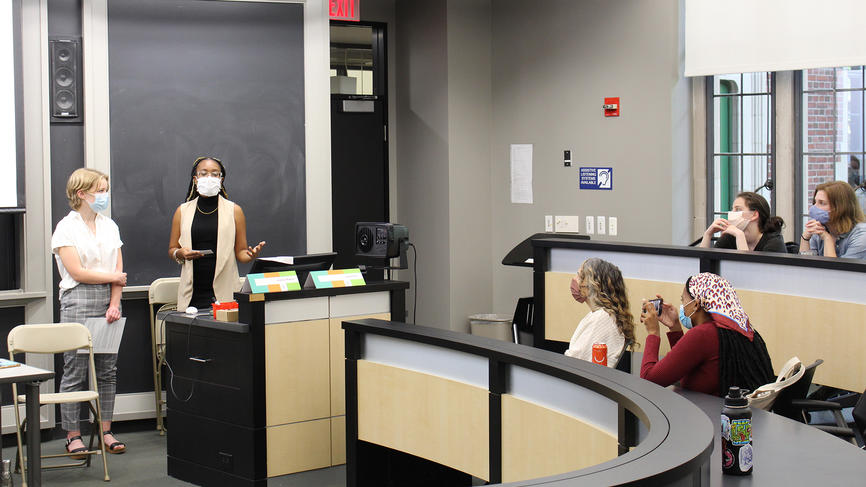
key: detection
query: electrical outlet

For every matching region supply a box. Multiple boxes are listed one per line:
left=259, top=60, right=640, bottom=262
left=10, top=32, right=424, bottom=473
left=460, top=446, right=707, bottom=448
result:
left=609, top=216, right=618, bottom=236
left=555, top=215, right=579, bottom=232
left=597, top=216, right=606, bottom=235
left=545, top=215, right=554, bottom=232
left=585, top=216, right=595, bottom=235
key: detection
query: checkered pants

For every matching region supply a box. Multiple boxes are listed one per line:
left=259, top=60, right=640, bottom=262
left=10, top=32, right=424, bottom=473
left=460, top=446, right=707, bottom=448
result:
left=58, top=284, right=119, bottom=431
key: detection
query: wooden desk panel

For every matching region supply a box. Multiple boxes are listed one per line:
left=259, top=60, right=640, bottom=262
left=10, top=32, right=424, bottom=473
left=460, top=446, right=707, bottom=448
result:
left=356, top=360, right=489, bottom=481
left=501, top=394, right=617, bottom=482
left=266, top=418, right=331, bottom=477
left=265, top=319, right=330, bottom=426
left=737, top=289, right=866, bottom=391
left=329, top=313, right=390, bottom=417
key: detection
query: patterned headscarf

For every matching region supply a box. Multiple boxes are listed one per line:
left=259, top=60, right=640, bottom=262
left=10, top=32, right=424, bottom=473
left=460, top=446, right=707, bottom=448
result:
left=687, top=273, right=753, bottom=340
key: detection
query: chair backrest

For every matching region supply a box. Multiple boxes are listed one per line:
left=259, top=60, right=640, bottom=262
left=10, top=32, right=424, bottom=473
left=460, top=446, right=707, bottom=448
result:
left=852, top=389, right=866, bottom=443
left=154, top=303, right=177, bottom=346
left=511, top=297, right=534, bottom=344
left=615, top=339, right=634, bottom=373
left=771, top=358, right=823, bottom=421
left=8, top=323, right=92, bottom=355
left=148, top=277, right=180, bottom=305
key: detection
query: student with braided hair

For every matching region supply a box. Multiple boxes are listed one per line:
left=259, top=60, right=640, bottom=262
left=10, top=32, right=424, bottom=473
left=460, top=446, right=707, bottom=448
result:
left=639, top=273, right=774, bottom=397
left=564, top=258, right=636, bottom=367
left=167, top=156, right=266, bottom=310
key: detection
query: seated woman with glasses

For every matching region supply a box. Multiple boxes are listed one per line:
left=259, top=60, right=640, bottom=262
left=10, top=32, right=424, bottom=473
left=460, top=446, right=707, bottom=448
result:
left=800, top=180, right=866, bottom=259
left=564, top=258, right=636, bottom=368
left=639, top=273, right=774, bottom=397
left=168, top=156, right=266, bottom=310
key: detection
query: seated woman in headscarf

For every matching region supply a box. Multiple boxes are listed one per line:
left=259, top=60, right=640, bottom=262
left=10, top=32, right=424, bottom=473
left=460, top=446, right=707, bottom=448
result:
left=639, top=273, right=774, bottom=397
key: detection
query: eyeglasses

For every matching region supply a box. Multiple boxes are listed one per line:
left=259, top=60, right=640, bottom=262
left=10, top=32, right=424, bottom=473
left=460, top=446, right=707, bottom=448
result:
left=196, top=170, right=223, bottom=178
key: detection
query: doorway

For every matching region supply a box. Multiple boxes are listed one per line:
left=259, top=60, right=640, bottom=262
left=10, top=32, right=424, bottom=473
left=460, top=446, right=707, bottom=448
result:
left=330, top=21, right=388, bottom=279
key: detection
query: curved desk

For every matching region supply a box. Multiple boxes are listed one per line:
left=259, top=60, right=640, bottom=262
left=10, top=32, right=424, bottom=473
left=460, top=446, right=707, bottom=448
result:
left=342, top=319, right=866, bottom=486
left=531, top=238, right=866, bottom=392
left=343, top=318, right=715, bottom=486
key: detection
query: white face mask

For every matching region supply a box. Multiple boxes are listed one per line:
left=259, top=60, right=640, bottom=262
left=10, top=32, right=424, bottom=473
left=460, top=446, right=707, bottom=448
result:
left=196, top=176, right=221, bottom=197
left=727, top=210, right=751, bottom=230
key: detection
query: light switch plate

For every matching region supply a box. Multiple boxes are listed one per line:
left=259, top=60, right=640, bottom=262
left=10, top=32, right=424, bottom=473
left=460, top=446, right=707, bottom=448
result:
left=555, top=215, right=579, bottom=232
left=597, top=216, right=606, bottom=235
left=545, top=215, right=554, bottom=232
left=609, top=216, right=618, bottom=236
left=585, top=216, right=595, bottom=235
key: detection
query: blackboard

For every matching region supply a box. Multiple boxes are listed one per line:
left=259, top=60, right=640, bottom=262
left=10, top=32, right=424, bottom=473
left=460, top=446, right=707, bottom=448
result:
left=107, top=0, right=306, bottom=286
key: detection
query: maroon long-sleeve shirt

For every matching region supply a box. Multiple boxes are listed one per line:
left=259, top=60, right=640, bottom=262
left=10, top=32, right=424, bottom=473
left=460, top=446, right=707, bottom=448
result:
left=640, top=321, right=720, bottom=396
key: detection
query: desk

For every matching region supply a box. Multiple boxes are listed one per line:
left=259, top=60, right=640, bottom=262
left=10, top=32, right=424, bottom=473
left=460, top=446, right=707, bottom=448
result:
left=678, top=388, right=866, bottom=486
left=164, top=280, right=408, bottom=487
left=531, top=238, right=866, bottom=391
left=0, top=364, right=54, bottom=487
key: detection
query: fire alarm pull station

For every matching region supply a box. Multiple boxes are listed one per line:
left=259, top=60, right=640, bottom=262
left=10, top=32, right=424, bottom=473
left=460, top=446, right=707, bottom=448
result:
left=604, top=97, right=620, bottom=117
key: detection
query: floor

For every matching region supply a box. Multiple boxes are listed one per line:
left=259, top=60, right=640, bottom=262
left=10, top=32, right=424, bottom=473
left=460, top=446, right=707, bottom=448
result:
left=0, top=427, right=346, bottom=487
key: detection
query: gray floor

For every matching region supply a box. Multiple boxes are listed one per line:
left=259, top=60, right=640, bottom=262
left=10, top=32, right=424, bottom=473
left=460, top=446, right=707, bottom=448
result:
left=1, top=430, right=346, bottom=486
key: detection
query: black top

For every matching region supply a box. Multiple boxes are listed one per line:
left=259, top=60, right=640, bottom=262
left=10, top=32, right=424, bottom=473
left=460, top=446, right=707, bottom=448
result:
left=190, top=196, right=219, bottom=308
left=714, top=231, right=787, bottom=253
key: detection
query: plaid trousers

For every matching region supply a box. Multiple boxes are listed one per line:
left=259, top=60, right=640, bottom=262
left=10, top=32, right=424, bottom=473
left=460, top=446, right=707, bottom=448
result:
left=58, top=284, right=119, bottom=431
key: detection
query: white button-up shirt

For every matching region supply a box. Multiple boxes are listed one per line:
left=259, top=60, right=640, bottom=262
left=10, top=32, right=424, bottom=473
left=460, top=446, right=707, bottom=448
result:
left=51, top=211, right=123, bottom=292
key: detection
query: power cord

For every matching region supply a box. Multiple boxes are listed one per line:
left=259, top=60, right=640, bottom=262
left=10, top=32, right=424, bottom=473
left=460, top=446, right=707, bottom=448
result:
left=160, top=310, right=205, bottom=403
left=408, top=242, right=417, bottom=324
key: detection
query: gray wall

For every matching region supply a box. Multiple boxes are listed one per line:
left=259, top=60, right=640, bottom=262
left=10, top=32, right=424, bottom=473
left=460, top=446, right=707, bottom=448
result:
left=489, top=0, right=691, bottom=314
left=395, top=0, right=451, bottom=326
left=388, top=0, right=691, bottom=327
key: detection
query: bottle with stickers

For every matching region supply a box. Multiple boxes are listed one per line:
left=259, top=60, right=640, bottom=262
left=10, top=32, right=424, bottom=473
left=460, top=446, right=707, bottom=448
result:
left=721, top=386, right=753, bottom=475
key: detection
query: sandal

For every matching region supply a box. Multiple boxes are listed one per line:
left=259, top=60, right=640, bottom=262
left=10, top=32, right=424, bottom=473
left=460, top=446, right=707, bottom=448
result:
left=102, top=431, right=126, bottom=454
left=65, top=435, right=87, bottom=460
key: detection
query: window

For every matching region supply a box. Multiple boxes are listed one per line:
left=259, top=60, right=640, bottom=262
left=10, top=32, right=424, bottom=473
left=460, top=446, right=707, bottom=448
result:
left=798, top=66, right=865, bottom=234
left=707, top=73, right=775, bottom=226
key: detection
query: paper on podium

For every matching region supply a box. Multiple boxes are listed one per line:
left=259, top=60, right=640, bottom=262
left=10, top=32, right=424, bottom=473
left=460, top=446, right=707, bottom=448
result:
left=78, top=317, right=127, bottom=354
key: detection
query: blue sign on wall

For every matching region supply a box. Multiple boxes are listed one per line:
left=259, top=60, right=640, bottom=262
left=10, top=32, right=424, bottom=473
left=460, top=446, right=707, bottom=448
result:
left=579, top=167, right=613, bottom=190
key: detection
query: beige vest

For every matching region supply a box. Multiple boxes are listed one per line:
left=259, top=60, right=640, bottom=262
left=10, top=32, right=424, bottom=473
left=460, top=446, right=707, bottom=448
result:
left=177, top=196, right=240, bottom=310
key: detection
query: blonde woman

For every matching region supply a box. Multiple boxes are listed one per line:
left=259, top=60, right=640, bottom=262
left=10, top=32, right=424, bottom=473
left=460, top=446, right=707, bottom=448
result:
left=51, top=168, right=127, bottom=456
left=565, top=258, right=636, bottom=367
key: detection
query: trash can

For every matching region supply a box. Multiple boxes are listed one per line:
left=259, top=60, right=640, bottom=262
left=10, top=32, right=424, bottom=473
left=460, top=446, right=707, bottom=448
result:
left=469, top=314, right=513, bottom=342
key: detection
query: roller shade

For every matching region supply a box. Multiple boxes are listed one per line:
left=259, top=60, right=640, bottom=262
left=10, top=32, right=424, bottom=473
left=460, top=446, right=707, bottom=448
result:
left=0, top=1, right=20, bottom=209
left=685, top=0, right=866, bottom=77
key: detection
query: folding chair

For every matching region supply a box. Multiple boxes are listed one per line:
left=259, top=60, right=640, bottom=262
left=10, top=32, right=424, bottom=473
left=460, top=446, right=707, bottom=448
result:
left=148, top=277, right=180, bottom=435
left=8, top=323, right=109, bottom=481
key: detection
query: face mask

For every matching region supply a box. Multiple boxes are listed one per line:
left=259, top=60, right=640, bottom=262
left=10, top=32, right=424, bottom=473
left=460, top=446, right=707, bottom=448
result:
left=808, top=205, right=830, bottom=225
left=727, top=211, right=752, bottom=230
left=196, top=176, right=222, bottom=197
left=679, top=298, right=697, bottom=329
left=87, top=192, right=110, bottom=213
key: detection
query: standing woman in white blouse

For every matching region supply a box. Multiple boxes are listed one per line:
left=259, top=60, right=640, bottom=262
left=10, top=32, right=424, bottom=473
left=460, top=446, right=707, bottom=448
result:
left=564, top=258, right=636, bottom=367
left=51, top=168, right=127, bottom=457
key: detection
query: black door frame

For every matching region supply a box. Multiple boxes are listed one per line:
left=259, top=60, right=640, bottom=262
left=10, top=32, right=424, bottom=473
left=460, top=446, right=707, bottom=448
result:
left=330, top=20, right=389, bottom=222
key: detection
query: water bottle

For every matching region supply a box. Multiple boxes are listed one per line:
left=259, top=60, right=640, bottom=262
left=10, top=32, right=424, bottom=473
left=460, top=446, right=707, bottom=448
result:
left=0, top=459, right=13, bottom=487
left=721, top=386, right=753, bottom=475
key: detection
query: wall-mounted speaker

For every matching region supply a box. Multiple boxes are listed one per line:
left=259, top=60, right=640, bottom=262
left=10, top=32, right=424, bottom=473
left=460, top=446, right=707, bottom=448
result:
left=355, top=222, right=409, bottom=258
left=49, top=37, right=82, bottom=122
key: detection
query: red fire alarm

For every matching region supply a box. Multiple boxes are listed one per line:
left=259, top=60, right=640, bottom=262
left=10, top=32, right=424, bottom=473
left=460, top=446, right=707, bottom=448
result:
left=603, top=97, right=620, bottom=117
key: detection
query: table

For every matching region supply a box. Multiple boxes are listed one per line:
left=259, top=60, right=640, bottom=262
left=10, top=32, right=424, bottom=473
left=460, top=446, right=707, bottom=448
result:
left=677, top=388, right=866, bottom=485
left=0, top=364, right=54, bottom=487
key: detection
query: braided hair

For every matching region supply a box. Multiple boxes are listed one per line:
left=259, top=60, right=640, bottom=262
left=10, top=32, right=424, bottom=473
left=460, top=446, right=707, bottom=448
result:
left=717, top=328, right=774, bottom=397
left=184, top=156, right=228, bottom=202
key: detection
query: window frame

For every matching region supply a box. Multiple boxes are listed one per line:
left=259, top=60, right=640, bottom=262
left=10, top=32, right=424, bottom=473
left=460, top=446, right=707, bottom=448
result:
left=705, top=73, right=777, bottom=230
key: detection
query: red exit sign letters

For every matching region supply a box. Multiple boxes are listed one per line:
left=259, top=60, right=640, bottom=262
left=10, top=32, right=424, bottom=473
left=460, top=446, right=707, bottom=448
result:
left=330, top=0, right=359, bottom=22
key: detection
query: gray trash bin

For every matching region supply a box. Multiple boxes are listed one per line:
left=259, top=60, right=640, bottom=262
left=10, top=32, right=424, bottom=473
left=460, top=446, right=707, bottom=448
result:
left=469, top=314, right=513, bottom=342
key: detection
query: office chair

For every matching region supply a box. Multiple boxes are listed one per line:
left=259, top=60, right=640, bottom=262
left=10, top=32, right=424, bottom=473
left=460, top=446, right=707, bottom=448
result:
left=511, top=297, right=534, bottom=345
left=148, top=277, right=180, bottom=435
left=770, top=359, right=823, bottom=423
left=614, top=339, right=634, bottom=374
left=806, top=388, right=866, bottom=448
left=8, top=323, right=110, bottom=481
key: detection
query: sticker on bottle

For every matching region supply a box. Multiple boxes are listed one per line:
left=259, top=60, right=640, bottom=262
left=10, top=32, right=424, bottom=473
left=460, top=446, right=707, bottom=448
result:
left=730, top=418, right=751, bottom=445
left=739, top=443, right=753, bottom=471
left=721, top=414, right=731, bottom=440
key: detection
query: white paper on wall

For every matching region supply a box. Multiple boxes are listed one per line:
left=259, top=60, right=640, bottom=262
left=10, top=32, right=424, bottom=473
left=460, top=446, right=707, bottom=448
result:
left=510, top=144, right=533, bottom=204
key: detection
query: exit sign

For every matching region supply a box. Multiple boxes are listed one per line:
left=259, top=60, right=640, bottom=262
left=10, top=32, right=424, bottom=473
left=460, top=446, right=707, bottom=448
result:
left=330, top=0, right=359, bottom=22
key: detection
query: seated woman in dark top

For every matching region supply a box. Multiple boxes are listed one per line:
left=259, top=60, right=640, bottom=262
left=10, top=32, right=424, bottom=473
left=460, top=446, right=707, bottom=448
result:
left=639, top=273, right=775, bottom=397
left=699, top=192, right=786, bottom=252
